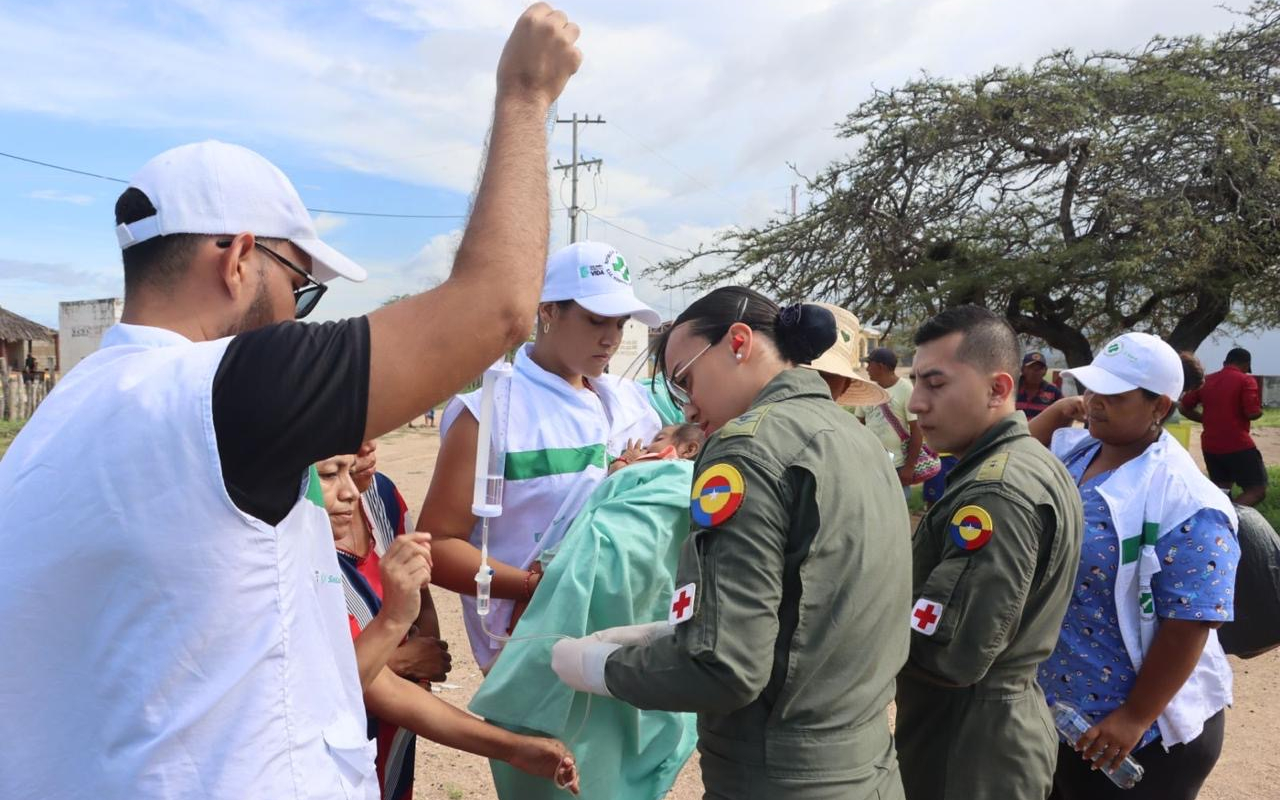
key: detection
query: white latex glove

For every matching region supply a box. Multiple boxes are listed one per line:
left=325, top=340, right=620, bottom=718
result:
left=587, top=621, right=675, bottom=647
left=551, top=637, right=621, bottom=696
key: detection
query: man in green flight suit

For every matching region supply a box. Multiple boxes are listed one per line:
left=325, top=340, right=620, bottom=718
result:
left=550, top=288, right=912, bottom=800
left=897, top=306, right=1083, bottom=800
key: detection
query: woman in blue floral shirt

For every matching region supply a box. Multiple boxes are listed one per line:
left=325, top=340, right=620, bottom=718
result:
left=1031, top=332, right=1238, bottom=800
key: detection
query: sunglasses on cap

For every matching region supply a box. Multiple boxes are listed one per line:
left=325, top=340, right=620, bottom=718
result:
left=216, top=239, right=327, bottom=319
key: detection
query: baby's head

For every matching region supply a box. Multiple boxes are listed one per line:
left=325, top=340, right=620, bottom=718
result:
left=649, top=423, right=705, bottom=460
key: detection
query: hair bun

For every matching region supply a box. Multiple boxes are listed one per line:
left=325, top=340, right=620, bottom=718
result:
left=775, top=303, right=837, bottom=364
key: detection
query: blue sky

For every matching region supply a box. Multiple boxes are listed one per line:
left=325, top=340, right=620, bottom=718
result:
left=2, top=0, right=1277, bottom=371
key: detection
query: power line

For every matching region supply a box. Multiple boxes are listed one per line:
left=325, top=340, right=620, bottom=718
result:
left=582, top=210, right=689, bottom=255
left=0, top=150, right=467, bottom=220
left=0, top=150, right=128, bottom=184
left=608, top=121, right=733, bottom=205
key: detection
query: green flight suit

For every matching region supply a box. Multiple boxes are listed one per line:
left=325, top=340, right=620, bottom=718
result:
left=604, top=368, right=913, bottom=800
left=896, top=413, right=1083, bottom=800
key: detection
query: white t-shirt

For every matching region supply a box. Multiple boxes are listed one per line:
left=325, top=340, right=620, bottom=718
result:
left=855, top=377, right=916, bottom=467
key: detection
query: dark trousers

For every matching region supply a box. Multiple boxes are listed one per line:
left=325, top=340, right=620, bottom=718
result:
left=1049, top=709, right=1225, bottom=800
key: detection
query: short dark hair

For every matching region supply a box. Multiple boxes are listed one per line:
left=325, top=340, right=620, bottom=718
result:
left=912, top=305, right=1020, bottom=377
left=1225, top=347, right=1252, bottom=368
left=865, top=347, right=898, bottom=369
left=115, top=187, right=208, bottom=295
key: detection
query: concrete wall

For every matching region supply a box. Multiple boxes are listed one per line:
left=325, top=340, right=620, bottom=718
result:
left=58, top=298, right=123, bottom=372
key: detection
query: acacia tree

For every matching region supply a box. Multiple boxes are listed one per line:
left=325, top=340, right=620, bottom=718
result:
left=661, top=1, right=1280, bottom=365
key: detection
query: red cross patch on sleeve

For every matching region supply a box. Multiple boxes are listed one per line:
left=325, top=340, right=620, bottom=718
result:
left=911, top=597, right=944, bottom=636
left=669, top=583, right=697, bottom=625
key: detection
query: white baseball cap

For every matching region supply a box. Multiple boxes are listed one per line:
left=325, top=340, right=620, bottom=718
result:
left=540, top=241, right=661, bottom=328
left=1062, top=332, right=1183, bottom=401
left=115, top=140, right=366, bottom=283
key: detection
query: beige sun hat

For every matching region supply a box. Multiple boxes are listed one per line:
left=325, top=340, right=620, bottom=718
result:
left=801, top=303, right=889, bottom=407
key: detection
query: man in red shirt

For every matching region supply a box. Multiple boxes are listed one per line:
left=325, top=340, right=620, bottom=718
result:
left=1180, top=347, right=1267, bottom=506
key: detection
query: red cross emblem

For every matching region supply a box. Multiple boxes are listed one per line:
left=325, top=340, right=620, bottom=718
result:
left=911, top=598, right=943, bottom=636
left=669, top=583, right=697, bottom=625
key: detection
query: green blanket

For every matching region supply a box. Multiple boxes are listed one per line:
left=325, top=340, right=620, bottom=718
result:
left=638, top=376, right=686, bottom=426
left=469, top=459, right=698, bottom=800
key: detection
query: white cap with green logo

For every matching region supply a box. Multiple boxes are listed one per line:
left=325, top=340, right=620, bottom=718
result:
left=1062, top=331, right=1183, bottom=401
left=540, top=241, right=661, bottom=328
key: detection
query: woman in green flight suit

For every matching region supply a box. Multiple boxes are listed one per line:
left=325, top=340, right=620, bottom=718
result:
left=552, top=286, right=913, bottom=800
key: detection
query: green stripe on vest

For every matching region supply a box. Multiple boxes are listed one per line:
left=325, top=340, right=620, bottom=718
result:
left=504, top=445, right=608, bottom=481
left=305, top=464, right=325, bottom=508
left=1120, top=521, right=1161, bottom=565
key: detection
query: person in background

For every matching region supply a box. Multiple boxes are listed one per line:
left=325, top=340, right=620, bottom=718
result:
left=801, top=302, right=889, bottom=410
left=1031, top=332, right=1239, bottom=800
left=858, top=346, right=922, bottom=499
left=1016, top=351, right=1063, bottom=419
left=319, top=452, right=581, bottom=797
left=350, top=440, right=451, bottom=686
left=1180, top=347, right=1267, bottom=507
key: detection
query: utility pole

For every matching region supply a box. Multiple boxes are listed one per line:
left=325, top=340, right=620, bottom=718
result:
left=554, top=113, right=605, bottom=242
left=790, top=184, right=798, bottom=217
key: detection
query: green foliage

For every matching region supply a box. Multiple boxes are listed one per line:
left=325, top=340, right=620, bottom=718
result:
left=1256, top=465, right=1280, bottom=531
left=662, top=1, right=1280, bottom=365
left=907, top=484, right=925, bottom=514
left=0, top=419, right=23, bottom=459
left=1255, top=408, right=1280, bottom=428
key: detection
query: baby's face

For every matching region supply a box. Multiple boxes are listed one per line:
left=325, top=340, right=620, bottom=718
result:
left=647, top=426, right=679, bottom=454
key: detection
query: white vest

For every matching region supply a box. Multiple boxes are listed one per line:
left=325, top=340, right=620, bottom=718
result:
left=1053, top=428, right=1238, bottom=748
left=0, top=323, right=375, bottom=799
left=441, top=344, right=661, bottom=667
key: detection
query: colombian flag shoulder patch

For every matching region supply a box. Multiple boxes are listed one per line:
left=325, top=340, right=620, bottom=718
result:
left=949, top=504, right=994, bottom=551
left=691, top=463, right=746, bottom=527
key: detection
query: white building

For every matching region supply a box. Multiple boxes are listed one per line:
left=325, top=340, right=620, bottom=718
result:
left=58, top=298, right=123, bottom=373
left=608, top=319, right=653, bottom=377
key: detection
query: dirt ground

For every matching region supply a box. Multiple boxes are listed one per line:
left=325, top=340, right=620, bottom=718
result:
left=374, top=423, right=1280, bottom=800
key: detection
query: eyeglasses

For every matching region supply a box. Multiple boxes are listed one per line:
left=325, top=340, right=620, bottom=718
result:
left=216, top=239, right=327, bottom=319
left=664, top=295, right=750, bottom=407
left=667, top=341, right=714, bottom=406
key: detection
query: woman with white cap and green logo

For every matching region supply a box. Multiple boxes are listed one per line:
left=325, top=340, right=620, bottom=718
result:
left=1029, top=331, right=1240, bottom=800
left=417, top=241, right=664, bottom=670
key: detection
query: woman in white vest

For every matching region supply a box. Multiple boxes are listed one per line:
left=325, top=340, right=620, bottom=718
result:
left=419, top=241, right=663, bottom=669
left=1030, top=332, right=1239, bottom=800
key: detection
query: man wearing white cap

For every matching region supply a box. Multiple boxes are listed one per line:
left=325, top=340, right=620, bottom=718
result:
left=418, top=240, right=664, bottom=670
left=0, top=5, right=582, bottom=799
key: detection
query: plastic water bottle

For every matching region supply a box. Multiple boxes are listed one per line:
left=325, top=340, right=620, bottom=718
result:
left=1049, top=699, right=1144, bottom=789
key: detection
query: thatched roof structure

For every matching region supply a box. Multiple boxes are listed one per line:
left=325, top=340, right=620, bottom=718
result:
left=0, top=306, right=55, bottom=342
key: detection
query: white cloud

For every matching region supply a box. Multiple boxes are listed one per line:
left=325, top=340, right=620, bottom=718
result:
left=357, top=0, right=522, bottom=32
left=27, top=189, right=93, bottom=206
left=311, top=212, right=347, bottom=236
left=0, top=0, right=1245, bottom=326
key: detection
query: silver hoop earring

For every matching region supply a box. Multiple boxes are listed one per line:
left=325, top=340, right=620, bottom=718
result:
left=542, top=321, right=551, bottom=334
